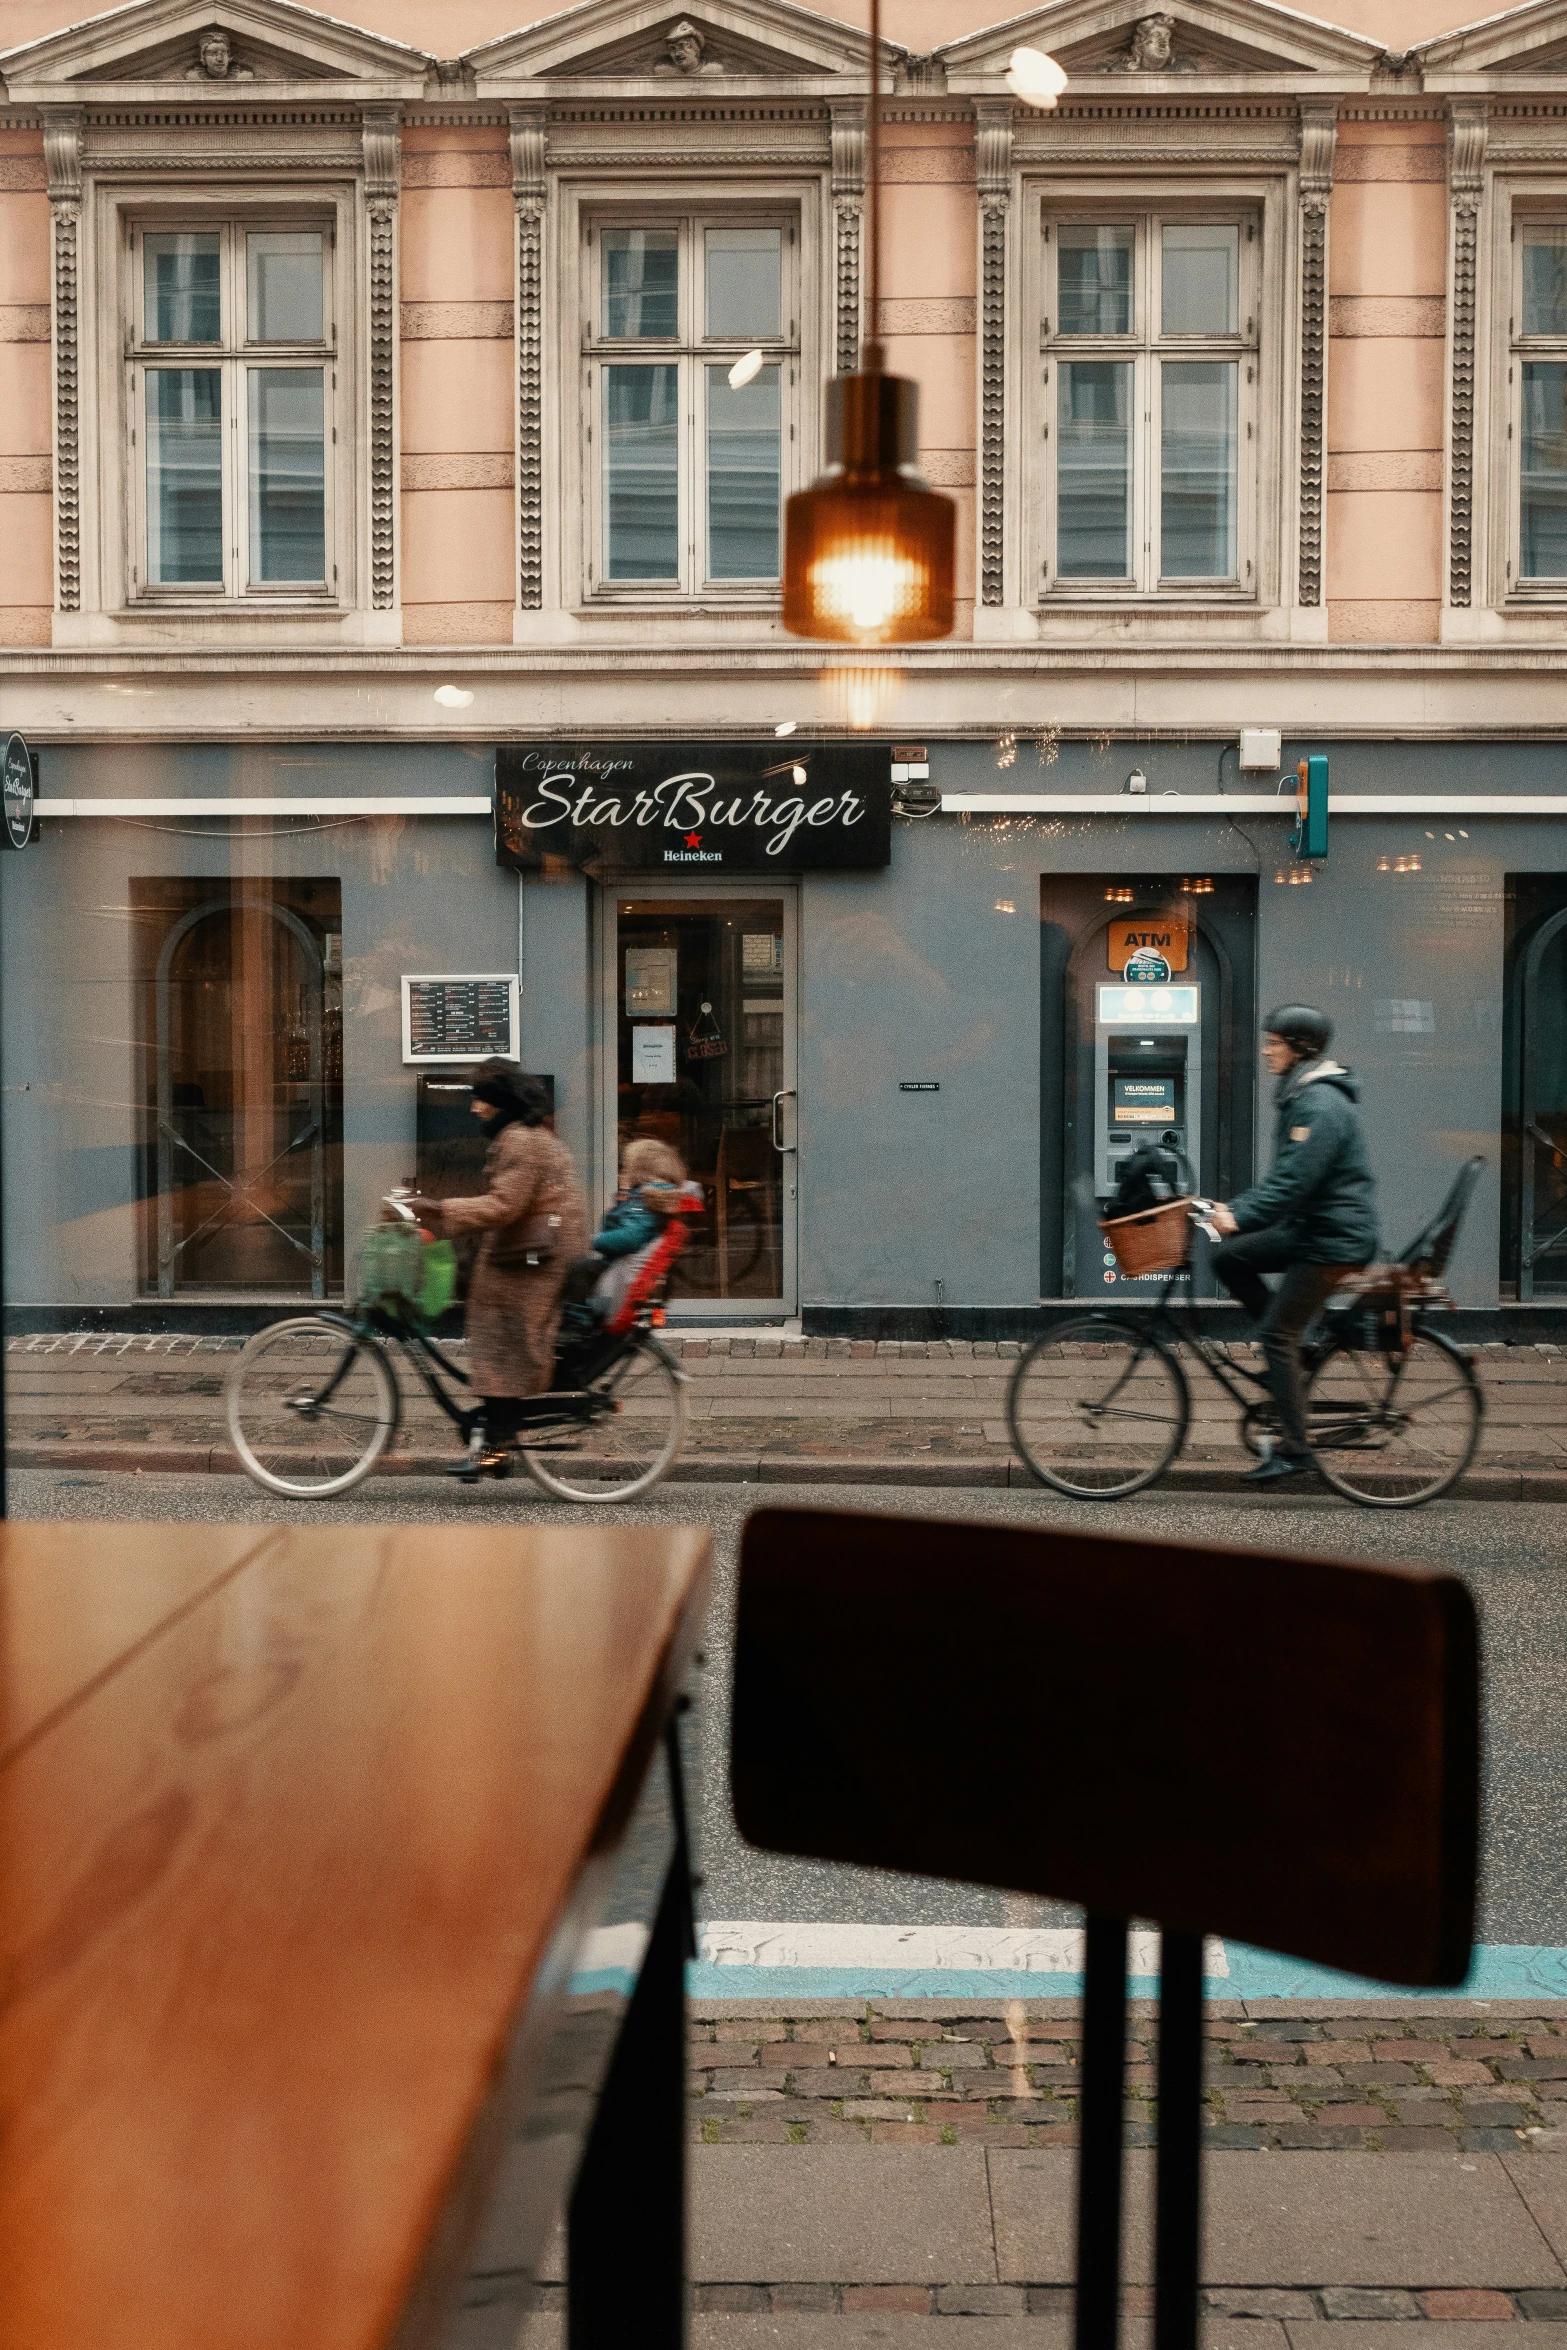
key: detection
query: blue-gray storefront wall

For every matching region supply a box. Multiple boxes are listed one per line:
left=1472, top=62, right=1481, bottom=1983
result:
left=3, top=734, right=1563, bottom=1329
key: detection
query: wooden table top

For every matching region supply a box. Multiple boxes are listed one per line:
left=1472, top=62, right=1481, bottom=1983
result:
left=0, top=1519, right=711, bottom=2350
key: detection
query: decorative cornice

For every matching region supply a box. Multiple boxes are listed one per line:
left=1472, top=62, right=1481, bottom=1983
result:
left=45, top=111, right=82, bottom=617
left=363, top=106, right=400, bottom=614
left=511, top=103, right=547, bottom=614
left=1448, top=101, right=1489, bottom=611
left=829, top=96, right=864, bottom=374
left=975, top=99, right=1012, bottom=611
left=1296, top=102, right=1336, bottom=609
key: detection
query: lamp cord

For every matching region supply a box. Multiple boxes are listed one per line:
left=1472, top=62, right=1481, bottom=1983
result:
left=865, top=0, right=882, bottom=369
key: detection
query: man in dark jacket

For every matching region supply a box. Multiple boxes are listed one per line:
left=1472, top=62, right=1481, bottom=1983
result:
left=1209, top=1005, right=1379, bottom=1484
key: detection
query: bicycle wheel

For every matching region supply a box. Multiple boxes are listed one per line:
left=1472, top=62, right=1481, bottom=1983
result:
left=1007, top=1316, right=1190, bottom=1500
left=226, top=1315, right=399, bottom=1497
left=1306, top=1327, right=1482, bottom=1507
left=520, top=1336, right=686, bottom=1503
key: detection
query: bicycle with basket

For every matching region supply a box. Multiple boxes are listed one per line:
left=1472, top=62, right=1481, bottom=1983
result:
left=1005, top=1157, right=1486, bottom=1507
left=225, top=1187, right=693, bottom=1503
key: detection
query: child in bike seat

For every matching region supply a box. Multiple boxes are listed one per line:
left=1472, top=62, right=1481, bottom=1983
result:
left=557, top=1140, right=702, bottom=1349
left=592, top=1138, right=691, bottom=1264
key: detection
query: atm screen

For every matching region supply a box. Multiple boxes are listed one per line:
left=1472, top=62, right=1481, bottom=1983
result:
left=1114, top=1076, right=1176, bottom=1125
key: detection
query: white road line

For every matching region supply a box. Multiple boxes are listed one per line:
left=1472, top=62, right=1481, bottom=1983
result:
left=699, top=1923, right=1228, bottom=1976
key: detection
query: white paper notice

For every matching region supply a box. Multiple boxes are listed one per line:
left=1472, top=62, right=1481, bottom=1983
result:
left=632, top=1024, right=677, bottom=1084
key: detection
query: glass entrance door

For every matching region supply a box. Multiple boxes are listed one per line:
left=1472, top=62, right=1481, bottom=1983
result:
left=607, top=890, right=797, bottom=1316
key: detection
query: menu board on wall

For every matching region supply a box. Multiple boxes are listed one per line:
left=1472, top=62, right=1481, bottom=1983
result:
left=401, top=973, right=520, bottom=1064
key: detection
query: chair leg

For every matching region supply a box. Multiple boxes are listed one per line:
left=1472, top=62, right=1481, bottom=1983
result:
left=1154, top=1930, right=1205, bottom=2350
left=1074, top=1914, right=1128, bottom=2350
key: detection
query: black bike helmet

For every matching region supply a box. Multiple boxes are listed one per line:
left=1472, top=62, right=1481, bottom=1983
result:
left=1263, top=1004, right=1332, bottom=1057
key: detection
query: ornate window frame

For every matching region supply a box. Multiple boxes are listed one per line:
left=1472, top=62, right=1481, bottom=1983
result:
left=543, top=167, right=831, bottom=639
left=65, top=146, right=387, bottom=647
left=999, top=136, right=1302, bottom=644
left=1448, top=120, right=1567, bottom=640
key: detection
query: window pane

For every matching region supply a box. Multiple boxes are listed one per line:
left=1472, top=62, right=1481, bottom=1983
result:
left=705, top=228, right=782, bottom=340
left=605, top=363, right=680, bottom=578
left=1161, top=360, right=1237, bottom=578
left=146, top=368, right=223, bottom=583
left=247, top=231, right=324, bottom=343
left=1523, top=227, right=1567, bottom=338
left=1522, top=361, right=1567, bottom=577
left=144, top=233, right=221, bottom=343
left=1161, top=225, right=1238, bottom=336
left=1057, top=362, right=1131, bottom=577
left=602, top=230, right=678, bottom=338
left=1056, top=227, right=1132, bottom=335
left=706, top=363, right=780, bottom=578
left=248, top=368, right=325, bottom=584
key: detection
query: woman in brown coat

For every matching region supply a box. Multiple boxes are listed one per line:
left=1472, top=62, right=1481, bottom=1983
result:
left=414, top=1061, right=587, bottom=1481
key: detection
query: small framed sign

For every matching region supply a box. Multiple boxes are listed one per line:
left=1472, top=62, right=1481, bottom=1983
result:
left=1, top=732, right=35, bottom=852
left=401, top=973, right=520, bottom=1065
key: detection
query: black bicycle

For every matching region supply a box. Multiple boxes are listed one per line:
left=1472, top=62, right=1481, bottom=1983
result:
left=1006, top=1160, right=1485, bottom=1508
left=226, top=1195, right=687, bottom=1504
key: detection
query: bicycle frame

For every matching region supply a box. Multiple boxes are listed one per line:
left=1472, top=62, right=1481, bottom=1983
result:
left=1124, top=1267, right=1276, bottom=1416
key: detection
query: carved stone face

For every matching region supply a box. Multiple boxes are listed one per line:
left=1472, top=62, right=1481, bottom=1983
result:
left=1131, top=15, right=1176, bottom=67
left=666, top=30, right=703, bottom=70
left=199, top=30, right=232, bottom=75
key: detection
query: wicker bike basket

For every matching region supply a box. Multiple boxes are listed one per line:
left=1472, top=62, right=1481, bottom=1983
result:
left=1099, top=1195, right=1192, bottom=1278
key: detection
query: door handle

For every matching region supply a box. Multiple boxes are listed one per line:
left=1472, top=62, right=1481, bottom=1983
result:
left=771, top=1088, right=797, bottom=1154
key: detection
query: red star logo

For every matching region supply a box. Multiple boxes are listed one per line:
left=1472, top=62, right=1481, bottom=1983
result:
left=684, top=831, right=703, bottom=848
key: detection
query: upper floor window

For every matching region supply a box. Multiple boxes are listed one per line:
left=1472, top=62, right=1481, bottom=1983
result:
left=582, top=215, right=797, bottom=597
left=128, top=221, right=335, bottom=600
left=1041, top=212, right=1257, bottom=597
left=1513, top=222, right=1567, bottom=587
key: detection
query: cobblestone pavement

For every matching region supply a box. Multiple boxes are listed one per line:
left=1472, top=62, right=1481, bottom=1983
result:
left=511, top=2004, right=1567, bottom=2338
left=686, top=2006, right=1567, bottom=2160
left=8, top=1329, right=1567, bottom=1491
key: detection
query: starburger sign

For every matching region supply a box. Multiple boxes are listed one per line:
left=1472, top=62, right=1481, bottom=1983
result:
left=495, top=741, right=892, bottom=876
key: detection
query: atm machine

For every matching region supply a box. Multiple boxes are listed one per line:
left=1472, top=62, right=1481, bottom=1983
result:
left=1095, top=979, right=1202, bottom=1198
left=1074, top=976, right=1206, bottom=1299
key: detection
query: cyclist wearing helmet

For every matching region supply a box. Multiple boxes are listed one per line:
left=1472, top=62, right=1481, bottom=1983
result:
left=1208, top=1005, right=1379, bottom=1484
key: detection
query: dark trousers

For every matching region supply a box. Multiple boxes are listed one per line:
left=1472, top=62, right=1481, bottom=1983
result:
left=1211, top=1229, right=1361, bottom=1457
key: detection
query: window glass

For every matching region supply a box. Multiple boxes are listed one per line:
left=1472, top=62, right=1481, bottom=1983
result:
left=248, top=368, right=326, bottom=584
left=605, top=364, right=680, bottom=577
left=1161, top=225, right=1238, bottom=336
left=146, top=368, right=224, bottom=583
left=705, top=228, right=782, bottom=340
left=1161, top=360, right=1237, bottom=578
left=706, top=364, right=780, bottom=579
left=1521, top=361, right=1567, bottom=577
left=144, top=232, right=221, bottom=343
left=1523, top=227, right=1567, bottom=339
left=1057, top=362, right=1131, bottom=578
left=247, top=231, right=324, bottom=344
left=602, top=230, right=679, bottom=338
left=1057, top=227, right=1133, bottom=335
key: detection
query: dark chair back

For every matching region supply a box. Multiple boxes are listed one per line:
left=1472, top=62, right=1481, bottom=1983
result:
left=732, top=1507, right=1479, bottom=2350
left=1398, top=1154, right=1485, bottom=1280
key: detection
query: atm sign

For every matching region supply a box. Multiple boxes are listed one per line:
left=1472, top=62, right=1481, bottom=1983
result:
left=1108, top=915, right=1189, bottom=973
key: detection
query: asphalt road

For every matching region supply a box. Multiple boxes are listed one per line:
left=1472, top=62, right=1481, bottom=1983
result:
left=15, top=1468, right=1567, bottom=1949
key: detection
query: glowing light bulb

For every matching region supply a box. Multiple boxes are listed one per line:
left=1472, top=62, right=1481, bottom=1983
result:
left=1007, top=46, right=1067, bottom=107
left=433, top=685, right=474, bottom=709
left=728, top=348, right=765, bottom=389
left=808, top=548, right=923, bottom=639
left=791, top=764, right=807, bottom=786
left=774, top=720, right=797, bottom=737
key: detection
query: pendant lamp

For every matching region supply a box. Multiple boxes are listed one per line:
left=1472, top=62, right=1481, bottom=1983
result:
left=782, top=0, right=955, bottom=643
left=782, top=17, right=1064, bottom=644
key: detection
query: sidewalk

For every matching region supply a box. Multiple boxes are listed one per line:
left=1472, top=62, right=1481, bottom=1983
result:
left=512, top=2001, right=1567, bottom=2345
left=9, top=1329, right=1567, bottom=1494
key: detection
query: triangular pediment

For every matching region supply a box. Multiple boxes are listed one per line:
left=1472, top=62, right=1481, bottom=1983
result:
left=467, top=0, right=898, bottom=92
left=937, top=0, right=1383, bottom=89
left=1419, top=0, right=1567, bottom=81
left=0, top=0, right=433, bottom=102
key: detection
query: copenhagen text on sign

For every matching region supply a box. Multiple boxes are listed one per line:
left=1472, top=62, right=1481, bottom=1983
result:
left=495, top=743, right=892, bottom=876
